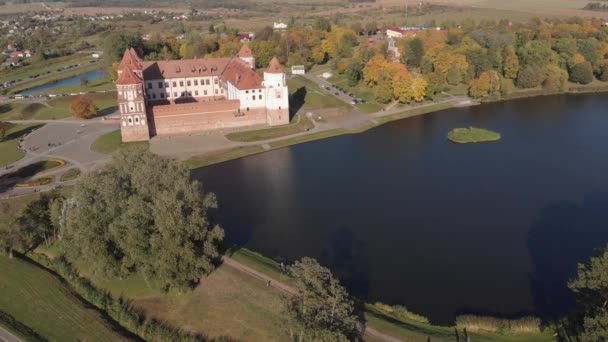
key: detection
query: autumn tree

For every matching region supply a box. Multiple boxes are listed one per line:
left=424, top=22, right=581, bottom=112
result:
left=567, top=246, right=608, bottom=341
left=411, top=77, right=428, bottom=102
left=503, top=46, right=520, bottom=79
left=542, top=65, right=568, bottom=93
left=392, top=65, right=413, bottom=103
left=469, top=71, right=500, bottom=98
left=375, top=70, right=393, bottom=104
left=287, top=257, right=360, bottom=341
left=61, top=148, right=224, bottom=291
left=363, top=55, right=387, bottom=86
left=70, top=96, right=98, bottom=119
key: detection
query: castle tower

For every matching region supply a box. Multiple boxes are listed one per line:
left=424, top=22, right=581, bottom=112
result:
left=237, top=44, right=255, bottom=69
left=116, top=64, right=150, bottom=142
left=263, top=57, right=289, bottom=126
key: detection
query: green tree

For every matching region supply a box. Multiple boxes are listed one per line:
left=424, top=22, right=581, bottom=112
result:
left=503, top=45, right=520, bottom=79
left=0, top=202, right=21, bottom=259
left=542, top=65, right=568, bottom=94
left=517, top=40, right=555, bottom=68
left=287, top=257, right=360, bottom=341
left=406, top=38, right=424, bottom=68
left=102, top=31, right=143, bottom=64
left=568, top=246, right=608, bottom=341
left=345, top=60, right=362, bottom=87
left=570, top=62, right=594, bottom=84
left=599, top=62, right=608, bottom=82
left=577, top=39, right=599, bottom=67
left=375, top=71, right=393, bottom=104
left=61, top=148, right=224, bottom=291
left=516, top=65, right=545, bottom=89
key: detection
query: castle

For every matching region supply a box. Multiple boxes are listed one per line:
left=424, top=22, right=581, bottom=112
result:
left=115, top=45, right=290, bottom=142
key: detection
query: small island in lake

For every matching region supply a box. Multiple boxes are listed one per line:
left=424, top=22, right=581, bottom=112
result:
left=447, top=127, right=501, bottom=144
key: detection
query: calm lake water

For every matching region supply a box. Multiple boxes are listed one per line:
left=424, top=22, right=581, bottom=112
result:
left=193, top=93, right=608, bottom=325
left=19, top=69, right=106, bottom=95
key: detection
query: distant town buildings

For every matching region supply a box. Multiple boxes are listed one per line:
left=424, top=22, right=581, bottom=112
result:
left=385, top=26, right=447, bottom=39
left=116, top=45, right=290, bottom=142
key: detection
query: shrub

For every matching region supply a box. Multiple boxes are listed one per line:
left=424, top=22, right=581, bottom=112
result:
left=455, top=315, right=541, bottom=334
left=516, top=65, right=545, bottom=88
left=372, top=302, right=430, bottom=324
left=570, top=61, right=594, bottom=84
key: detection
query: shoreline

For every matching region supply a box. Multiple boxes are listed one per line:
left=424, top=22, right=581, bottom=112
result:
left=186, top=84, right=608, bottom=170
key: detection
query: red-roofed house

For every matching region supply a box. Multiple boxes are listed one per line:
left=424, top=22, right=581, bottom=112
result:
left=116, top=45, right=290, bottom=142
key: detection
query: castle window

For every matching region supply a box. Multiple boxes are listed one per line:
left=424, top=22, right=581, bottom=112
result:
left=187, top=80, right=191, bottom=86
left=246, top=90, right=249, bottom=94
left=152, top=94, right=156, bottom=99
left=253, top=95, right=256, bottom=100
left=204, top=90, right=207, bottom=95
left=260, top=94, right=263, bottom=99
left=214, top=78, right=218, bottom=84
left=128, top=117, right=132, bottom=123
left=180, top=81, right=184, bottom=87
left=215, top=89, right=218, bottom=94
left=165, top=82, right=169, bottom=87
left=135, top=117, right=139, bottom=123
left=195, top=90, right=199, bottom=96
left=174, top=92, right=177, bottom=97
left=158, top=82, right=163, bottom=88
left=188, top=91, right=192, bottom=96
left=194, top=80, right=198, bottom=86
left=206, top=79, right=210, bottom=85
left=147, top=83, right=152, bottom=89
left=172, top=81, right=177, bottom=87
left=181, top=92, right=185, bottom=97
left=160, top=93, right=164, bottom=98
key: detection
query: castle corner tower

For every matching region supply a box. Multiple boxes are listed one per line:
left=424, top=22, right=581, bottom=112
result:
left=116, top=49, right=150, bottom=142
left=263, top=57, right=289, bottom=126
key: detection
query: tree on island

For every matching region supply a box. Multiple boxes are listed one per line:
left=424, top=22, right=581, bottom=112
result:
left=567, top=246, right=608, bottom=341
left=286, top=257, right=361, bottom=341
left=69, top=95, right=98, bottom=119
left=60, top=148, right=224, bottom=291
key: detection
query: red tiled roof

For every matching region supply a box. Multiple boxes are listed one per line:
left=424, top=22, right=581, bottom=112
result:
left=119, top=48, right=143, bottom=70
left=265, top=57, right=283, bottom=74
left=142, top=58, right=232, bottom=79
left=221, top=58, right=262, bottom=90
left=116, top=65, right=143, bottom=85
left=237, top=44, right=253, bottom=58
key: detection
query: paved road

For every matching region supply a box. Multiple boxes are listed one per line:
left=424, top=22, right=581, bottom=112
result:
left=222, top=256, right=405, bottom=342
left=0, top=327, right=21, bottom=342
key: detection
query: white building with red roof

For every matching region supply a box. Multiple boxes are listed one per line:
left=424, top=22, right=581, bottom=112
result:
left=116, top=45, right=290, bottom=142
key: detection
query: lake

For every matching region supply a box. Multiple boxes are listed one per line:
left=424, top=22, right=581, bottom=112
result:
left=193, top=93, right=608, bottom=325
left=19, top=69, right=106, bottom=95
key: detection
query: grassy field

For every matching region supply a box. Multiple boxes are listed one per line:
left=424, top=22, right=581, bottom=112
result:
left=0, top=93, right=116, bottom=121
left=90, top=130, right=149, bottom=155
left=328, top=73, right=384, bottom=113
left=447, top=127, right=501, bottom=143
left=287, top=76, right=350, bottom=112
left=59, top=168, right=81, bottom=182
left=0, top=255, right=131, bottom=342
left=0, top=123, right=44, bottom=166
left=225, top=114, right=314, bottom=142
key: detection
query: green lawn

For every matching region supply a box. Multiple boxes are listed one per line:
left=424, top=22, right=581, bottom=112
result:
left=90, top=130, right=149, bottom=155
left=59, top=168, right=81, bottom=182
left=0, top=123, right=44, bottom=166
left=0, top=93, right=116, bottom=121
left=327, top=73, right=383, bottom=113
left=225, top=114, right=314, bottom=142
left=0, top=255, right=131, bottom=342
left=287, top=76, right=349, bottom=112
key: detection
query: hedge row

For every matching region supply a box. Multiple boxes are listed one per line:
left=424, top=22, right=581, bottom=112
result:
left=0, top=310, right=48, bottom=342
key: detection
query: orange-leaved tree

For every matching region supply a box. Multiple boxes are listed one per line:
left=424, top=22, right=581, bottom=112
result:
left=70, top=96, right=98, bottom=119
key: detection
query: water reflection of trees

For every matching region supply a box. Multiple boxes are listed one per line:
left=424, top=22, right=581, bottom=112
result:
left=527, top=192, right=608, bottom=319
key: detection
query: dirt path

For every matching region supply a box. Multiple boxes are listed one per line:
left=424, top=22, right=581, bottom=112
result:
left=222, top=256, right=405, bottom=342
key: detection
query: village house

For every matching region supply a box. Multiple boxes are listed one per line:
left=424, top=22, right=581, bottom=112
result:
left=116, top=45, right=290, bottom=142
